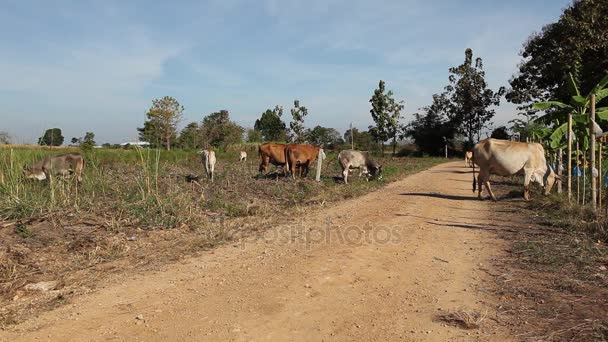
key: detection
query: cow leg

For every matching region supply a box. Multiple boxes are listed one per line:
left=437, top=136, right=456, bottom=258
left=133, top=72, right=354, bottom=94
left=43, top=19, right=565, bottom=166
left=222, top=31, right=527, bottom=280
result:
left=478, top=170, right=496, bottom=201
left=484, top=180, right=497, bottom=202
left=342, top=167, right=349, bottom=184
left=523, top=169, right=533, bottom=201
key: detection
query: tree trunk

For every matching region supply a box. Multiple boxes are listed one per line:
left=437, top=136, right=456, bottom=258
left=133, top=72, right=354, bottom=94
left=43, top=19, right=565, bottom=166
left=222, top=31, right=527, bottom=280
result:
left=392, top=136, right=397, bottom=156
left=557, top=148, right=562, bottom=194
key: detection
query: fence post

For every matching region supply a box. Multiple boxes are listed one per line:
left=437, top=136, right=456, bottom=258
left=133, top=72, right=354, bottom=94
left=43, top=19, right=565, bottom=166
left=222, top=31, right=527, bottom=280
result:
left=591, top=94, right=597, bottom=210
left=599, top=142, right=603, bottom=213
left=315, top=148, right=325, bottom=182
left=557, top=148, right=563, bottom=194
left=445, top=145, right=448, bottom=158
left=567, top=113, right=573, bottom=203
left=576, top=140, right=580, bottom=205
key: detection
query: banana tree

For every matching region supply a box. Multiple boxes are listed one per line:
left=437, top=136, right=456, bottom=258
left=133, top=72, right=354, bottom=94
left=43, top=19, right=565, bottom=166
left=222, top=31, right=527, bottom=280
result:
left=534, top=73, right=608, bottom=150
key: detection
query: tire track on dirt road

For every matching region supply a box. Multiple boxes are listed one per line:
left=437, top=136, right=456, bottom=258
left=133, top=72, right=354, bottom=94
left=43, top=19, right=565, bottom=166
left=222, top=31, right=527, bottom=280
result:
left=0, top=162, right=513, bottom=341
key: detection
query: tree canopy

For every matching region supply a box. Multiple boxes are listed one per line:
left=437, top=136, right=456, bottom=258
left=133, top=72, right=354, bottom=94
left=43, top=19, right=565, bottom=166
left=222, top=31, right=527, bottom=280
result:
left=139, top=96, right=183, bottom=150
left=405, top=94, right=455, bottom=156
left=38, top=128, right=64, bottom=146
left=254, top=105, right=288, bottom=142
left=444, top=48, right=504, bottom=148
left=178, top=122, right=201, bottom=150
left=200, top=110, right=244, bottom=149
left=369, top=80, right=404, bottom=154
left=290, top=100, right=309, bottom=143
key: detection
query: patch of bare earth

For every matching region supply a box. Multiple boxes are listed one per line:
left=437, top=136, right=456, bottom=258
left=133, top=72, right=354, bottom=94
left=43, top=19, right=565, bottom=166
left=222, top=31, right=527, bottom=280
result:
left=0, top=162, right=513, bottom=341
left=481, top=178, right=608, bottom=341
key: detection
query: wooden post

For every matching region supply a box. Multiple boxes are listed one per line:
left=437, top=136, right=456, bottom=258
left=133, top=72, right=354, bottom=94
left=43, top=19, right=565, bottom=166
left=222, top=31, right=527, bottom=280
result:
left=576, top=140, right=580, bottom=205
left=599, top=142, right=603, bottom=212
left=567, top=113, right=573, bottom=203
left=583, top=150, right=586, bottom=206
left=445, top=145, right=448, bottom=158
left=315, top=148, right=325, bottom=182
left=590, top=93, right=597, bottom=209
left=557, top=148, right=563, bottom=194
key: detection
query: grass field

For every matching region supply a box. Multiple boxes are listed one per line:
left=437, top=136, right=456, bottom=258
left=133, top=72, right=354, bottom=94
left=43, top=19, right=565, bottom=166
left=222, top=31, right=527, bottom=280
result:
left=0, top=145, right=445, bottom=326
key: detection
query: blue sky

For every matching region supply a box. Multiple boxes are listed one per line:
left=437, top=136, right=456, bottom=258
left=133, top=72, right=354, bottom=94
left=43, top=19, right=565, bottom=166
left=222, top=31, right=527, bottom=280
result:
left=1, top=0, right=571, bottom=144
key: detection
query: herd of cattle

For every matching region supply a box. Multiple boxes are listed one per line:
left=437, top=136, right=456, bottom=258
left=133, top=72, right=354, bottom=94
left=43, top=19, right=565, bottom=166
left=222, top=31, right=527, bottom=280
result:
left=21, top=138, right=559, bottom=201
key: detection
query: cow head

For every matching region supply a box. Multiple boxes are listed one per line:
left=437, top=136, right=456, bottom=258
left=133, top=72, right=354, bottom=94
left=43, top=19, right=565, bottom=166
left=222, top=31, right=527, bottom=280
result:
left=22, top=166, right=46, bottom=181
left=543, top=165, right=559, bottom=195
left=369, top=163, right=383, bottom=179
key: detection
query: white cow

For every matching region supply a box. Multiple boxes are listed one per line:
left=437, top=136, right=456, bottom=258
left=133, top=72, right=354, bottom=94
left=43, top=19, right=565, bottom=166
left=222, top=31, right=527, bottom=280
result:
left=239, top=151, right=247, bottom=162
left=472, top=138, right=558, bottom=201
left=200, top=150, right=217, bottom=182
left=337, top=150, right=382, bottom=184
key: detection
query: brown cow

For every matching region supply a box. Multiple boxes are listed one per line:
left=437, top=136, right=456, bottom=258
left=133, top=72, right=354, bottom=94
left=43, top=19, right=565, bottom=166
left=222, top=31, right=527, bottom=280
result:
left=285, top=144, right=325, bottom=179
left=258, top=142, right=288, bottom=175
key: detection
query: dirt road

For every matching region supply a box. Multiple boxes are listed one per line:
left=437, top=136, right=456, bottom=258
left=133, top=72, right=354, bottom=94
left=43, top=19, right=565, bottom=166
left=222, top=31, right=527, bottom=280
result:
left=0, top=162, right=512, bottom=341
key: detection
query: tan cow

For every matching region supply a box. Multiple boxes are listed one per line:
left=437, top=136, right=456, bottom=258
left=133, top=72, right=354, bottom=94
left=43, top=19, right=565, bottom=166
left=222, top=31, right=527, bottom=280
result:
left=472, top=138, right=558, bottom=201
left=239, top=151, right=247, bottom=162
left=285, top=144, right=324, bottom=179
left=464, top=151, right=474, bottom=167
left=258, top=142, right=288, bottom=175
left=23, top=153, right=85, bottom=183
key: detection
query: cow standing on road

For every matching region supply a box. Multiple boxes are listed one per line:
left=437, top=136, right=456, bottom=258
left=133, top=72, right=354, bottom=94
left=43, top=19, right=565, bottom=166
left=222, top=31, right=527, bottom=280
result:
left=200, top=150, right=216, bottom=182
left=464, top=151, right=474, bottom=167
left=472, top=138, right=558, bottom=201
left=337, top=150, right=382, bottom=184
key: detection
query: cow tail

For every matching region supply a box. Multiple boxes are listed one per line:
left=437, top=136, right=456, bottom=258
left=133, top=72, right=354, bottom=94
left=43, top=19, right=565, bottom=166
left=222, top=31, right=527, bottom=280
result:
left=284, top=146, right=290, bottom=176
left=472, top=152, right=477, bottom=192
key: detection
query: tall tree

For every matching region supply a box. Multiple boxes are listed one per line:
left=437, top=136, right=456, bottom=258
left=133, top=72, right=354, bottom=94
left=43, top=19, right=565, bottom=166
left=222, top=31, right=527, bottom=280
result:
left=200, top=110, right=244, bottom=149
left=507, top=0, right=608, bottom=109
left=139, top=96, right=183, bottom=150
left=405, top=94, right=455, bottom=156
left=81, top=132, right=96, bottom=149
left=254, top=105, right=288, bottom=141
left=445, top=48, right=504, bottom=148
left=369, top=80, right=404, bottom=154
left=178, top=122, right=200, bottom=150
left=38, top=128, right=64, bottom=146
left=344, top=128, right=375, bottom=151
left=307, top=126, right=342, bottom=146
left=289, top=100, right=308, bottom=143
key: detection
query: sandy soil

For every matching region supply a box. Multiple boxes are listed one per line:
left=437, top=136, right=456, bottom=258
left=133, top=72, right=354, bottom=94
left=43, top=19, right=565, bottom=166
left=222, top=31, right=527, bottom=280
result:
left=0, top=162, right=513, bottom=341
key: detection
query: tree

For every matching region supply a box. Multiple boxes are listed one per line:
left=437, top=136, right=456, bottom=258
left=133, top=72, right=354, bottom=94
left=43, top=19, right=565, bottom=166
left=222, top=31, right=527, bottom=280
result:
left=290, top=100, right=308, bottom=143
left=490, top=126, right=510, bottom=140
left=254, top=105, right=288, bottom=142
left=200, top=110, right=244, bottom=149
left=507, top=0, right=608, bottom=109
left=444, top=48, right=504, bottom=149
left=71, top=137, right=81, bottom=145
left=405, top=94, right=456, bottom=156
left=307, top=126, right=342, bottom=146
left=139, top=96, right=183, bottom=150
left=81, top=132, right=96, bottom=149
left=0, top=131, right=10, bottom=144
left=178, top=122, right=200, bottom=150
left=38, top=128, right=64, bottom=146
left=246, top=128, right=263, bottom=143
left=369, top=80, right=404, bottom=155
left=344, top=128, right=375, bottom=151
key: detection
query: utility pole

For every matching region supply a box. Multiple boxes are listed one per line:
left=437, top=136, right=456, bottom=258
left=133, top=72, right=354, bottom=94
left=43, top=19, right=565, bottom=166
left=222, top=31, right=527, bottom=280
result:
left=350, top=122, right=354, bottom=150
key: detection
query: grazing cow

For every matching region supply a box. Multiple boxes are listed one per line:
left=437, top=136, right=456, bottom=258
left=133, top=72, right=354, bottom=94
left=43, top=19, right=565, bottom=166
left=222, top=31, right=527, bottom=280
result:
left=464, top=151, right=474, bottom=167
left=239, top=151, right=247, bottom=162
left=285, top=144, right=324, bottom=179
left=472, top=138, right=558, bottom=201
left=23, top=153, right=84, bottom=183
left=200, top=150, right=216, bottom=182
left=337, top=150, right=382, bottom=184
left=258, top=142, right=288, bottom=175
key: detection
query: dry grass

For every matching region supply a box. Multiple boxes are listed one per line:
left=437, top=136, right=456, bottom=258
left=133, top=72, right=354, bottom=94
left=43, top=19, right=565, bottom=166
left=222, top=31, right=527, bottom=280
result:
left=434, top=308, right=487, bottom=330
left=0, top=146, right=445, bottom=327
